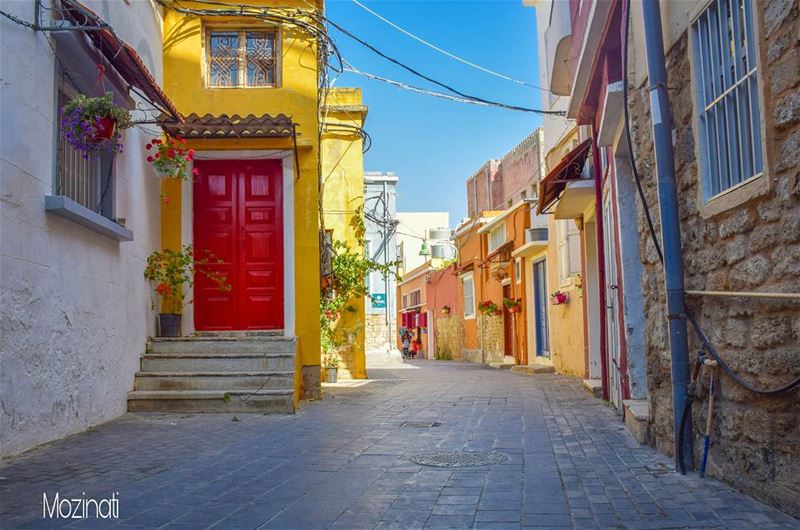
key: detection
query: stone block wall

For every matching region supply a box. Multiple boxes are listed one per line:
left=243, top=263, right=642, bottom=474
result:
left=627, top=0, right=800, bottom=515
left=477, top=314, right=505, bottom=364
left=434, top=315, right=463, bottom=360
left=365, top=314, right=394, bottom=352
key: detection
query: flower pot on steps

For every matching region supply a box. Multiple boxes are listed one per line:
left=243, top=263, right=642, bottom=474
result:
left=158, top=313, right=182, bottom=337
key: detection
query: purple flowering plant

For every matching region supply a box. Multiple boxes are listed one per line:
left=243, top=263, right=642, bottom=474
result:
left=60, top=92, right=133, bottom=159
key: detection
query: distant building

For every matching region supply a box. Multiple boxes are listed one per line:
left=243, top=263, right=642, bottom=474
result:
left=363, top=172, right=399, bottom=355
left=396, top=211, right=452, bottom=276
left=465, top=129, right=545, bottom=217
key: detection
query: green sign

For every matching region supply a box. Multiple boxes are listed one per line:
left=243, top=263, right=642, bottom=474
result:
left=371, top=293, right=386, bottom=308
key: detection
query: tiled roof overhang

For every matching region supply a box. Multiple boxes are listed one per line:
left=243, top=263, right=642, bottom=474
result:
left=160, top=113, right=296, bottom=139
left=60, top=0, right=182, bottom=121
left=536, top=138, right=593, bottom=215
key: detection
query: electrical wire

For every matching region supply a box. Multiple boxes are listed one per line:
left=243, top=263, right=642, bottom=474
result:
left=351, top=0, right=548, bottom=92
left=325, top=18, right=565, bottom=116
left=621, top=1, right=800, bottom=397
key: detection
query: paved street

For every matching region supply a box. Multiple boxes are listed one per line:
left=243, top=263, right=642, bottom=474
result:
left=1, top=361, right=796, bottom=529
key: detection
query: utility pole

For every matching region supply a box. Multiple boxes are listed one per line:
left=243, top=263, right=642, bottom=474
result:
left=641, top=0, right=693, bottom=471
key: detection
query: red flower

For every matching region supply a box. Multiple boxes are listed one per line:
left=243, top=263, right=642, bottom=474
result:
left=185, top=155, right=192, bottom=161
left=167, top=149, right=175, bottom=158
left=155, top=152, right=160, bottom=159
left=163, top=196, right=171, bottom=204
left=156, top=283, right=173, bottom=296
left=147, top=156, right=154, bottom=162
left=192, top=168, right=200, bottom=177
left=146, top=143, right=152, bottom=150
left=179, top=137, right=187, bottom=143
left=188, top=148, right=195, bottom=156
left=152, top=138, right=162, bottom=145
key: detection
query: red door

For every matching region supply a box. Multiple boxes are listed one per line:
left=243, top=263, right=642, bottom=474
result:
left=193, top=159, right=284, bottom=330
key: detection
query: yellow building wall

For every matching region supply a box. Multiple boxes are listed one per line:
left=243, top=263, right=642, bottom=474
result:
left=321, top=87, right=367, bottom=380
left=546, top=215, right=587, bottom=378
left=161, top=0, right=322, bottom=404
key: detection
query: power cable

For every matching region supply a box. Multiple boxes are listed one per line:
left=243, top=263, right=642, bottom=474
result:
left=325, top=18, right=565, bottom=116
left=351, top=0, right=548, bottom=92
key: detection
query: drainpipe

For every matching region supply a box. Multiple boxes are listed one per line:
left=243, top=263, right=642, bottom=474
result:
left=641, top=0, right=693, bottom=471
left=591, top=127, right=610, bottom=401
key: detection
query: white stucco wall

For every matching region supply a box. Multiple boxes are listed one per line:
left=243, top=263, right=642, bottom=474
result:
left=0, top=0, right=163, bottom=457
left=396, top=211, right=450, bottom=273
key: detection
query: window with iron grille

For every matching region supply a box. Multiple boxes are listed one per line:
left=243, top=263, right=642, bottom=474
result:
left=691, top=0, right=763, bottom=200
left=56, top=76, right=115, bottom=218
left=207, top=29, right=278, bottom=88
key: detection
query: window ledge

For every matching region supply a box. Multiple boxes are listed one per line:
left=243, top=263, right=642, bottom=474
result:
left=45, top=195, right=133, bottom=242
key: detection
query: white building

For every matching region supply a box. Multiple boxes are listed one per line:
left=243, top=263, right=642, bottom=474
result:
left=396, top=212, right=452, bottom=276
left=0, top=0, right=166, bottom=457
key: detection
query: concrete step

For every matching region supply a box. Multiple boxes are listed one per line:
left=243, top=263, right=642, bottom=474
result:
left=133, top=371, right=294, bottom=391
left=583, top=378, right=602, bottom=398
left=141, top=353, right=294, bottom=372
left=127, top=389, right=294, bottom=413
left=147, top=337, right=296, bottom=355
left=511, top=364, right=555, bottom=375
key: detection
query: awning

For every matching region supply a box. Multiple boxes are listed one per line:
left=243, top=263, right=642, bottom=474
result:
left=160, top=113, right=296, bottom=139
left=60, top=0, right=181, bottom=121
left=536, top=138, right=592, bottom=214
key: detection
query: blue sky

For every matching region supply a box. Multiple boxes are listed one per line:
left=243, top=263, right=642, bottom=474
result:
left=326, top=0, right=545, bottom=225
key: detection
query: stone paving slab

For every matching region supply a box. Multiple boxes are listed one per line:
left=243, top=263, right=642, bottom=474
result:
left=0, top=361, right=797, bottom=529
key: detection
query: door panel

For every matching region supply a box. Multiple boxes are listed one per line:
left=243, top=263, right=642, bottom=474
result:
left=603, top=195, right=622, bottom=408
left=533, top=260, right=550, bottom=357
left=194, top=159, right=283, bottom=331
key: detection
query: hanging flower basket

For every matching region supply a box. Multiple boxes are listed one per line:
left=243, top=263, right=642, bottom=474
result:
left=503, top=297, right=522, bottom=313
left=441, top=305, right=451, bottom=315
left=550, top=291, right=568, bottom=305
left=60, top=92, right=132, bottom=158
left=477, top=300, right=502, bottom=316
left=146, top=136, right=197, bottom=180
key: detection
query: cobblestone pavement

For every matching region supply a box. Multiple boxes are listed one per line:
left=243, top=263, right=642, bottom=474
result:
left=1, top=361, right=797, bottom=529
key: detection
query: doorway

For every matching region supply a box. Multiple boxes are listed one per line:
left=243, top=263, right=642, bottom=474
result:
left=193, top=159, right=284, bottom=330
left=532, top=259, right=550, bottom=358
left=602, top=195, right=623, bottom=409
left=502, top=284, right=514, bottom=359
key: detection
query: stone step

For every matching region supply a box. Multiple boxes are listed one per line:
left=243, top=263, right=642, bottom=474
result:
left=511, top=364, right=555, bottom=375
left=583, top=378, right=602, bottom=398
left=147, top=337, right=296, bottom=355
left=141, top=353, right=294, bottom=373
left=127, top=389, right=294, bottom=413
left=133, top=371, right=294, bottom=391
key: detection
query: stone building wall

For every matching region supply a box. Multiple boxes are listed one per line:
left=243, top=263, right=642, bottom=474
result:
left=365, top=314, right=394, bottom=352
left=627, top=0, right=800, bottom=515
left=477, top=314, right=505, bottom=364
left=434, top=315, right=463, bottom=360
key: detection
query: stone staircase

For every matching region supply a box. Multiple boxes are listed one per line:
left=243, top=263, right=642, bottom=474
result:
left=127, top=335, right=296, bottom=413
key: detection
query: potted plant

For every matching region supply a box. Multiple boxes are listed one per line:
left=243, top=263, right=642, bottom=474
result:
left=60, top=92, right=132, bottom=158
left=144, top=245, right=230, bottom=337
left=477, top=300, right=502, bottom=316
left=503, top=297, right=522, bottom=313
left=441, top=305, right=451, bottom=315
left=551, top=290, right=569, bottom=305
left=323, top=353, right=340, bottom=383
left=146, top=136, right=199, bottom=180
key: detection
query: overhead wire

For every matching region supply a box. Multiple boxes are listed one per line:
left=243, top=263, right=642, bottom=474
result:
left=351, top=0, right=548, bottom=92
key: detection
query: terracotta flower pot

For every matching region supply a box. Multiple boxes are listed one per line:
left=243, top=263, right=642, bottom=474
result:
left=92, top=116, right=116, bottom=142
left=509, top=305, right=521, bottom=314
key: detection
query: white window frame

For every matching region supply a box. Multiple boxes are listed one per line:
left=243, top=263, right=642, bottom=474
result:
left=557, top=220, right=581, bottom=286
left=488, top=224, right=506, bottom=253
left=690, top=0, right=763, bottom=202
left=462, top=273, right=476, bottom=319
left=408, top=288, right=421, bottom=308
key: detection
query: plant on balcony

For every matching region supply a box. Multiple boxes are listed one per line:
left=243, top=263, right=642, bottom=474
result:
left=146, top=136, right=198, bottom=180
left=441, top=305, right=451, bottom=315
left=60, top=92, right=132, bottom=158
left=550, top=290, right=569, bottom=305
left=144, top=245, right=230, bottom=337
left=503, top=297, right=522, bottom=313
left=477, top=300, right=502, bottom=317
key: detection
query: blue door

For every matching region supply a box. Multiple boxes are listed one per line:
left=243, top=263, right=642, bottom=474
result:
left=532, top=259, right=550, bottom=357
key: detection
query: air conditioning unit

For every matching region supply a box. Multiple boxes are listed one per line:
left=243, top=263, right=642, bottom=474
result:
left=428, top=228, right=450, bottom=241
